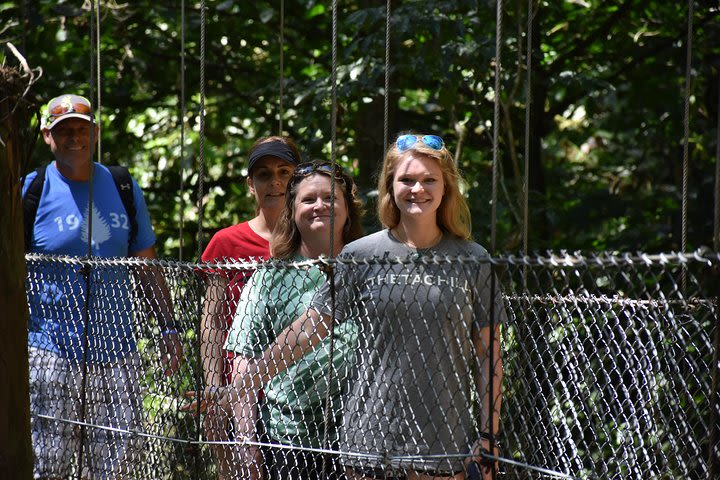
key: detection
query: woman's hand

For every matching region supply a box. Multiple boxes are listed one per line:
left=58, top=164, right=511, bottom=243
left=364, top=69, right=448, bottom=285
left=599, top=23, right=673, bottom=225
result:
left=180, top=386, right=228, bottom=415
left=180, top=359, right=267, bottom=419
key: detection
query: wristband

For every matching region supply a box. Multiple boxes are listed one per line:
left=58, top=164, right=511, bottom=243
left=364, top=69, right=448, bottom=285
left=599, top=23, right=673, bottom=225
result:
left=478, top=431, right=496, bottom=442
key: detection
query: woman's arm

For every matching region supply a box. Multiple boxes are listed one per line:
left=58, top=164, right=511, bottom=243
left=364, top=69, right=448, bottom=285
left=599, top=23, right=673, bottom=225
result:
left=200, top=275, right=230, bottom=388
left=183, top=307, right=332, bottom=412
left=467, top=323, right=503, bottom=478
left=475, top=324, right=503, bottom=436
left=235, top=307, right=332, bottom=395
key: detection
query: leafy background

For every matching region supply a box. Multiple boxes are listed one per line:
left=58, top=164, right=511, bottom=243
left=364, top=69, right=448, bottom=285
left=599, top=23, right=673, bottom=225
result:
left=4, top=2, right=720, bottom=478
left=3, top=0, right=719, bottom=257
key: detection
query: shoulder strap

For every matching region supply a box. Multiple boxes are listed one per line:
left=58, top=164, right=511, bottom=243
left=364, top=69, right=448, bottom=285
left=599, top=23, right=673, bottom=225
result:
left=22, top=164, right=139, bottom=251
left=22, top=165, right=48, bottom=251
left=107, top=165, right=138, bottom=249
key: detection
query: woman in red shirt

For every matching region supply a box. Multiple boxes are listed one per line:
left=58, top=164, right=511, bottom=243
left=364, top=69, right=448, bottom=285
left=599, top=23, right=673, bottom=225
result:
left=200, top=135, right=301, bottom=480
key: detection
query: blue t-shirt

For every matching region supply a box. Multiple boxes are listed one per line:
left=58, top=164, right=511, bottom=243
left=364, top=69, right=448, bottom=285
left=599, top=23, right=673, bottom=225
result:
left=23, top=162, right=156, bottom=362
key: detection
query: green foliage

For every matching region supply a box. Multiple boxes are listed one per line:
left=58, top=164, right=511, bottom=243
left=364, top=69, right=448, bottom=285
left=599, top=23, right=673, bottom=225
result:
left=2, top=0, right=718, bottom=255
left=4, top=3, right=720, bottom=477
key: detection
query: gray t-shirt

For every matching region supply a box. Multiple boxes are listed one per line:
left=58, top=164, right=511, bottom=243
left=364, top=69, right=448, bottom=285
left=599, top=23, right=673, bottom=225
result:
left=310, top=229, right=506, bottom=473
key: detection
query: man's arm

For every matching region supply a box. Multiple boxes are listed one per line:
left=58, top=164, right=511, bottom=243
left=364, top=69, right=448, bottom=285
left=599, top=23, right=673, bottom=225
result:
left=133, top=245, right=184, bottom=376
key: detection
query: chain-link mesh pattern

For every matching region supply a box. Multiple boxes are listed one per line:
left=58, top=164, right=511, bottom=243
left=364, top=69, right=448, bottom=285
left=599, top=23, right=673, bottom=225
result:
left=24, top=252, right=720, bottom=479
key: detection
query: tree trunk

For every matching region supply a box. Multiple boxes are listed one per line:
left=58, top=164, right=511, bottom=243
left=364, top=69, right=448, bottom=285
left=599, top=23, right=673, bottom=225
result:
left=0, top=57, right=38, bottom=480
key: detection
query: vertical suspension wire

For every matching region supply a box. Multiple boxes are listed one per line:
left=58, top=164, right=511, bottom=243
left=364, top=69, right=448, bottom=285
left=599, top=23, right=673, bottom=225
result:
left=522, top=0, right=534, bottom=256
left=489, top=0, right=503, bottom=474
left=383, top=0, right=391, bottom=151
left=328, top=0, right=338, bottom=257
left=179, top=0, right=186, bottom=261
left=197, top=0, right=207, bottom=258
left=76, top=2, right=101, bottom=477
left=680, top=0, right=693, bottom=299
left=179, top=0, right=187, bottom=260
left=490, top=0, right=502, bottom=255
left=521, top=0, right=534, bottom=295
left=87, top=1, right=98, bottom=259
left=714, top=62, right=720, bottom=252
left=193, top=1, right=208, bottom=478
left=681, top=0, right=693, bottom=256
left=95, top=0, right=102, bottom=163
left=321, top=1, right=340, bottom=477
left=279, top=0, right=285, bottom=135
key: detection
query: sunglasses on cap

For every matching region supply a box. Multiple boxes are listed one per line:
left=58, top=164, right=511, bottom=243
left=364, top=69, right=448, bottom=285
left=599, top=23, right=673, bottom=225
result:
left=293, top=162, right=348, bottom=184
left=49, top=100, right=92, bottom=116
left=395, top=134, right=445, bottom=152
left=43, top=94, right=95, bottom=129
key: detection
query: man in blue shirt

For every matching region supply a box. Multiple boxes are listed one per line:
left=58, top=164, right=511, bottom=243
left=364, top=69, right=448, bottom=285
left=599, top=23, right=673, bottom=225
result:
left=24, top=93, right=183, bottom=479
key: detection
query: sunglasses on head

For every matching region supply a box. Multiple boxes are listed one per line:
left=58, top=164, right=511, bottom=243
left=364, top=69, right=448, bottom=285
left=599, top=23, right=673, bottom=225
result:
left=293, top=162, right=348, bottom=184
left=395, top=134, right=445, bottom=152
left=49, top=101, right=92, bottom=117
left=45, top=96, right=95, bottom=127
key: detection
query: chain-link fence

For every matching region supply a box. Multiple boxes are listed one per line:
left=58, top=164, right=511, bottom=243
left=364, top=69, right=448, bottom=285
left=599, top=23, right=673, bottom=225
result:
left=24, top=252, right=720, bottom=479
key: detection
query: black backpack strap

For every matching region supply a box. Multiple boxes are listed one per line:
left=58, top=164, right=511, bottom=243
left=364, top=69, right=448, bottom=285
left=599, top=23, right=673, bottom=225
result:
left=107, top=165, right=138, bottom=250
left=22, top=165, right=48, bottom=251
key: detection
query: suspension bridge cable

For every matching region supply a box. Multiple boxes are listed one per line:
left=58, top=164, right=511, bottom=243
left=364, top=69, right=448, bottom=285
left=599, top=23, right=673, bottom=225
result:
left=521, top=0, right=536, bottom=293
left=328, top=0, right=338, bottom=258
left=279, top=0, right=285, bottom=135
left=197, top=0, right=207, bottom=258
left=489, top=2, right=503, bottom=480
left=87, top=2, right=98, bottom=260
left=522, top=0, right=534, bottom=256
left=383, top=0, right=391, bottom=151
left=321, top=3, right=340, bottom=478
left=715, top=56, right=720, bottom=253
left=95, top=0, right=102, bottom=164
left=490, top=0, right=502, bottom=255
left=192, top=2, right=208, bottom=479
left=179, top=0, right=186, bottom=261
left=681, top=0, right=693, bottom=256
left=680, top=0, right=693, bottom=297
left=76, top=2, right=101, bottom=477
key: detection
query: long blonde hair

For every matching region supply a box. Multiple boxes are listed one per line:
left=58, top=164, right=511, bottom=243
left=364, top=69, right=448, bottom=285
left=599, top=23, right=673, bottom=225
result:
left=377, top=135, right=471, bottom=240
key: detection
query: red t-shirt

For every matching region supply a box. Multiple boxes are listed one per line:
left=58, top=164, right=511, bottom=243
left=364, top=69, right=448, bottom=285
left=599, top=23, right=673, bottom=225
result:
left=201, top=221, right=269, bottom=383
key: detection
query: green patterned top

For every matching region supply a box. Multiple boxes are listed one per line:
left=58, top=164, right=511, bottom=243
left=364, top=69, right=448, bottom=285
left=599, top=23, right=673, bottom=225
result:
left=225, top=254, right=357, bottom=447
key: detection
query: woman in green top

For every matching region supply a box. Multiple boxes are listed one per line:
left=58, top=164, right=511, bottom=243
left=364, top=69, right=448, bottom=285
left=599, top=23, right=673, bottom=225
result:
left=224, top=161, right=364, bottom=480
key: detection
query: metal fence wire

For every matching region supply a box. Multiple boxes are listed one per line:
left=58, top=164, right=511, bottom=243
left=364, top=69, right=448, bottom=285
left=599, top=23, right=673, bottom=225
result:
left=24, top=252, right=720, bottom=479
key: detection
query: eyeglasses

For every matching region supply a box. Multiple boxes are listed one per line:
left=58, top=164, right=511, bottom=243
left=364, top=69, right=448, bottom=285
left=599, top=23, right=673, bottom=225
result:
left=395, top=134, right=445, bottom=152
left=293, top=162, right=347, bottom=184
